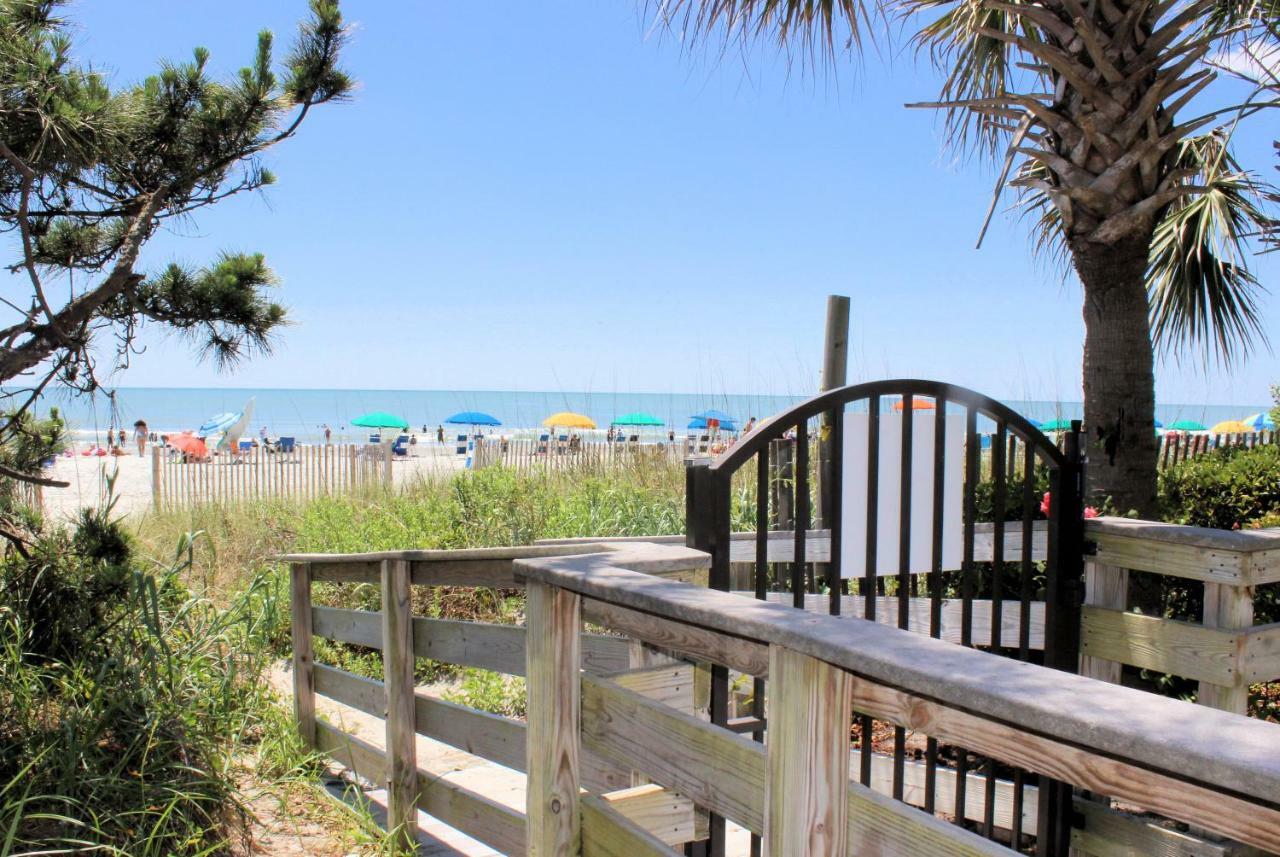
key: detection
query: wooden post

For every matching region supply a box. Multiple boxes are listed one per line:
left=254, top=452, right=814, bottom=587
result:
left=151, top=446, right=162, bottom=510
left=381, top=558, right=419, bottom=852
left=1199, top=581, right=1254, bottom=715
left=289, top=563, right=316, bottom=748
left=814, top=295, right=850, bottom=603
left=1079, top=561, right=1128, bottom=685
left=384, top=441, right=394, bottom=491
left=526, top=580, right=582, bottom=857
left=764, top=645, right=852, bottom=856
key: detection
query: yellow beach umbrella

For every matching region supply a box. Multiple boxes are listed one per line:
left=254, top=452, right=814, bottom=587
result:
left=1209, top=420, right=1251, bottom=434
left=543, top=411, right=596, bottom=430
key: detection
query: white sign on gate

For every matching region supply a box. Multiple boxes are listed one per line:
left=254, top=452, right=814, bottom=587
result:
left=841, top=412, right=965, bottom=577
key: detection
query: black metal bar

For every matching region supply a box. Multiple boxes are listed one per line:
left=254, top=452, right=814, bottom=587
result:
left=756, top=449, right=768, bottom=603
left=925, top=397, right=945, bottom=815
left=961, top=408, right=978, bottom=648
left=990, top=422, right=1007, bottom=651
left=794, top=420, right=810, bottom=608
left=1011, top=767, right=1026, bottom=848
left=861, top=395, right=880, bottom=787
left=1019, top=442, right=1035, bottom=661
left=892, top=395, right=913, bottom=801
left=828, top=406, right=844, bottom=616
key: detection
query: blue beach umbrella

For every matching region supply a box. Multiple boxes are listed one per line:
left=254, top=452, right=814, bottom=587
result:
left=197, top=411, right=241, bottom=438
left=1025, top=418, right=1043, bottom=429
left=1242, top=412, right=1276, bottom=431
left=689, top=417, right=738, bottom=432
left=444, top=411, right=502, bottom=427
left=692, top=409, right=735, bottom=424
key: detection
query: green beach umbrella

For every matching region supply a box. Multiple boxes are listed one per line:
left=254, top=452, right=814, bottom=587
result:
left=351, top=411, right=409, bottom=430
left=611, top=412, right=663, bottom=427
left=1040, top=418, right=1074, bottom=431
left=1169, top=419, right=1207, bottom=431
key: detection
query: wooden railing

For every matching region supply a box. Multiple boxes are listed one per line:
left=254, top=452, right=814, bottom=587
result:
left=288, top=533, right=1280, bottom=856
left=283, top=541, right=714, bottom=855
left=518, top=549, right=1280, bottom=857
left=153, top=442, right=390, bottom=509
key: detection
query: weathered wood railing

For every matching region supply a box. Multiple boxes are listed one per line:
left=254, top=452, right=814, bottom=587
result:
left=284, top=541, right=713, bottom=854
left=517, top=550, right=1280, bottom=857
left=288, top=533, right=1280, bottom=856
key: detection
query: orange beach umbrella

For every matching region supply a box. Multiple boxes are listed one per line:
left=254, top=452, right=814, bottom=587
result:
left=892, top=398, right=936, bottom=411
left=168, top=431, right=208, bottom=459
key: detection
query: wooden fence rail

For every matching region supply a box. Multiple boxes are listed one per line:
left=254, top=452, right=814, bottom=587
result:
left=287, top=526, right=1279, bottom=856
left=153, top=442, right=390, bottom=509
left=472, top=437, right=691, bottom=471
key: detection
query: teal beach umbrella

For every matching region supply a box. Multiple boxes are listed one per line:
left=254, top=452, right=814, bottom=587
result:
left=1040, top=418, right=1074, bottom=431
left=352, top=411, right=409, bottom=430
left=612, top=412, right=663, bottom=427
left=1169, top=419, right=1207, bottom=431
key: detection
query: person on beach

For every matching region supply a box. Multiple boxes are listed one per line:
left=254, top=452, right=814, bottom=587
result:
left=134, top=420, right=148, bottom=456
left=437, top=425, right=444, bottom=444
left=117, top=429, right=126, bottom=448
left=323, top=423, right=332, bottom=444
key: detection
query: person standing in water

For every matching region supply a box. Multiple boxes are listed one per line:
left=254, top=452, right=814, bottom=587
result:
left=134, top=420, right=148, bottom=456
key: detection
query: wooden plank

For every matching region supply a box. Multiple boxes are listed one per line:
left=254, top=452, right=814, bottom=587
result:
left=581, top=673, right=766, bottom=834
left=1244, top=622, right=1280, bottom=683
left=525, top=581, right=581, bottom=857
left=313, top=662, right=384, bottom=717
left=315, top=720, right=385, bottom=789
left=415, top=692, right=526, bottom=773
left=845, top=775, right=1013, bottom=857
left=410, top=558, right=518, bottom=588
left=1086, top=518, right=1280, bottom=585
left=765, top=645, right=851, bottom=856
left=601, top=784, right=704, bottom=847
left=846, top=675, right=1280, bottom=853
left=415, top=760, right=527, bottom=857
left=290, top=563, right=316, bottom=749
left=1199, top=583, right=1255, bottom=714
left=1080, top=606, right=1244, bottom=686
left=583, top=598, right=769, bottom=678
left=1080, top=562, right=1129, bottom=684
left=313, top=606, right=382, bottom=648
left=310, top=561, right=380, bottom=584
left=581, top=794, right=673, bottom=857
left=603, top=663, right=697, bottom=715
left=738, top=591, right=1047, bottom=650
left=1071, top=796, right=1251, bottom=857
left=312, top=606, right=627, bottom=676
left=381, top=558, right=418, bottom=852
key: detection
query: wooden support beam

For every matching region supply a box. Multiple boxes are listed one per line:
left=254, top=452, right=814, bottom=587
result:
left=764, top=645, right=852, bottom=856
left=583, top=598, right=769, bottom=677
left=1080, top=562, right=1128, bottom=684
left=290, top=562, right=316, bottom=749
left=601, top=784, right=705, bottom=846
left=582, top=794, right=673, bottom=857
left=1199, top=582, right=1255, bottom=715
left=526, top=581, right=582, bottom=857
left=381, top=558, right=418, bottom=853
left=1081, top=606, right=1244, bottom=686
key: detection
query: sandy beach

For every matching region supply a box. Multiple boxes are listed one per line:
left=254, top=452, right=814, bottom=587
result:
left=41, top=442, right=470, bottom=521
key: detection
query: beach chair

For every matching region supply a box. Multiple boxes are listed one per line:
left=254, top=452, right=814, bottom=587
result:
left=278, top=436, right=296, bottom=454
left=699, top=434, right=710, bottom=453
left=537, top=433, right=549, bottom=455
left=557, top=434, right=569, bottom=454
left=368, top=433, right=381, bottom=444
left=455, top=434, right=468, bottom=455
left=628, top=434, right=639, bottom=443
left=239, top=439, right=253, bottom=453
left=393, top=434, right=409, bottom=457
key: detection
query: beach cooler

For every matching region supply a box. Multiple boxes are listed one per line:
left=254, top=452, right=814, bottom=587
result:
left=278, top=436, right=296, bottom=453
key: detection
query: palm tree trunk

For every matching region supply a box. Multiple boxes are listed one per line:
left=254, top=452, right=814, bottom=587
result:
left=1073, top=232, right=1159, bottom=519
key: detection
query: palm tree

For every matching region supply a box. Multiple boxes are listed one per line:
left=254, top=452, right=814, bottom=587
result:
left=656, top=0, right=1278, bottom=515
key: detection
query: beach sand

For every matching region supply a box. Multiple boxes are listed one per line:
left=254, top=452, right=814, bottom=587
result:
left=41, top=442, right=469, bottom=521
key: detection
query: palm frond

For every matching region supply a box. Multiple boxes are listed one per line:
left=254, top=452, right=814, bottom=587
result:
left=647, top=0, right=869, bottom=66
left=903, top=0, right=1044, bottom=157
left=1148, top=132, right=1274, bottom=366
left=1012, top=158, right=1071, bottom=272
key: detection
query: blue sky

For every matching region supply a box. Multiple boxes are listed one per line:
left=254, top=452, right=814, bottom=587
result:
left=51, top=1, right=1280, bottom=406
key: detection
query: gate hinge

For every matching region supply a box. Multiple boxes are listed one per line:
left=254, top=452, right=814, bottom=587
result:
left=1082, top=539, right=1098, bottom=556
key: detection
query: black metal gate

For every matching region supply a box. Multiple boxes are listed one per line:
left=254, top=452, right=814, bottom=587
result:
left=685, top=380, right=1085, bottom=856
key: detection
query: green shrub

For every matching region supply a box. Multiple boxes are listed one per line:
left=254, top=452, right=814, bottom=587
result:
left=0, top=522, right=304, bottom=855
left=1159, top=442, right=1280, bottom=530
left=443, top=668, right=527, bottom=718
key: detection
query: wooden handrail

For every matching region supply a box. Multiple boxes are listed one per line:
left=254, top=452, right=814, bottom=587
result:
left=514, top=552, right=1280, bottom=809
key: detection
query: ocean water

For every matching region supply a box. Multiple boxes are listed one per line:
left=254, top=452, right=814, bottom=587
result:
left=26, top=386, right=1271, bottom=445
